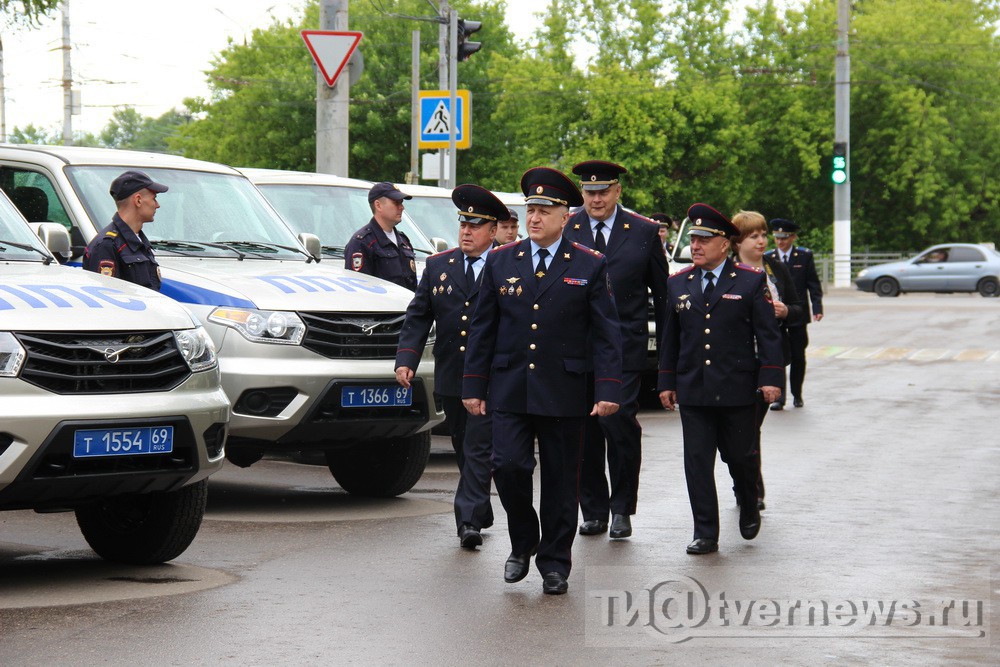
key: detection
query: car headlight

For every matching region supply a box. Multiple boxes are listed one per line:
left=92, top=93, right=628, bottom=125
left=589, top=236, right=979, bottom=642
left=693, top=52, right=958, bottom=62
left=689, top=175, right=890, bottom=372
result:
left=174, top=326, right=218, bottom=372
left=0, top=332, right=26, bottom=377
left=208, top=308, right=305, bottom=345
left=856, top=268, right=868, bottom=278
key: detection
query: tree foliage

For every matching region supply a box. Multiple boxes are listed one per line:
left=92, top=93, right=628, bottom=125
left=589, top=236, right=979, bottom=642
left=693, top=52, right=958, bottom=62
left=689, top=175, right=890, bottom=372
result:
left=1, top=0, right=60, bottom=26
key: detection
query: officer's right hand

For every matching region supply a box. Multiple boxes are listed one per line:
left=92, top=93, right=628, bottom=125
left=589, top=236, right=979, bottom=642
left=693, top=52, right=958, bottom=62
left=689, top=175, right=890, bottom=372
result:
left=395, top=366, right=413, bottom=388
left=659, top=390, right=677, bottom=411
left=463, top=398, right=486, bottom=415
left=591, top=401, right=619, bottom=417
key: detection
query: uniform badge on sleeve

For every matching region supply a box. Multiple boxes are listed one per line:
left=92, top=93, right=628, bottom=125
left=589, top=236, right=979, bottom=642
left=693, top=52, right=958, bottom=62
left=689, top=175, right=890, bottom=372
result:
left=351, top=253, right=364, bottom=271
left=410, top=259, right=416, bottom=273
left=98, top=260, right=115, bottom=277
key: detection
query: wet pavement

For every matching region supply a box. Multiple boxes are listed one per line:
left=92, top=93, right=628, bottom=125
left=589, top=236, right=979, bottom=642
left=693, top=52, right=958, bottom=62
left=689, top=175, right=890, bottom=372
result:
left=1, top=289, right=997, bottom=664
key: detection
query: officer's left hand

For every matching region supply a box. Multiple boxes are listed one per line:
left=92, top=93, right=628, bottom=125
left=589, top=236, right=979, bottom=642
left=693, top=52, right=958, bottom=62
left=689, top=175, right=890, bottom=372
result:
left=395, top=366, right=414, bottom=388
left=760, top=386, right=782, bottom=403
left=773, top=300, right=788, bottom=319
left=591, top=401, right=619, bottom=417
left=463, top=398, right=487, bottom=415
left=814, top=313, right=824, bottom=322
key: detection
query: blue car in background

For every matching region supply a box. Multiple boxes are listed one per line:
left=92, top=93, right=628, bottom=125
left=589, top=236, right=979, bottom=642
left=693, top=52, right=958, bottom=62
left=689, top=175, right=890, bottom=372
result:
left=855, top=243, right=1000, bottom=297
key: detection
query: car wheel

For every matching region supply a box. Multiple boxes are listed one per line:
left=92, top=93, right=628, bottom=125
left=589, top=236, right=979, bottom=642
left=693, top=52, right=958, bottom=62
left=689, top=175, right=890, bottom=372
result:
left=977, top=277, right=999, bottom=297
left=326, top=431, right=431, bottom=497
left=874, top=277, right=900, bottom=297
left=75, top=480, right=208, bottom=564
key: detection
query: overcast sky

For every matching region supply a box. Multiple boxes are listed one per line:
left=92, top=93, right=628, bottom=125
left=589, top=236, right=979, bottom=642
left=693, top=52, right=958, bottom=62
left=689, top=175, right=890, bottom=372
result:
left=0, top=0, right=545, bottom=137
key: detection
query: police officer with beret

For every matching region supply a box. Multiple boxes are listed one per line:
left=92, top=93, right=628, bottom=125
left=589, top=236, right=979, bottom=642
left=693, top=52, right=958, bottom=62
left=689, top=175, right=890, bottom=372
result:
left=494, top=207, right=520, bottom=246
left=463, top=167, right=622, bottom=595
left=658, top=204, right=784, bottom=555
left=566, top=160, right=669, bottom=541
left=82, top=170, right=168, bottom=291
left=395, top=184, right=506, bottom=549
left=344, top=182, right=418, bottom=291
left=765, top=218, right=824, bottom=409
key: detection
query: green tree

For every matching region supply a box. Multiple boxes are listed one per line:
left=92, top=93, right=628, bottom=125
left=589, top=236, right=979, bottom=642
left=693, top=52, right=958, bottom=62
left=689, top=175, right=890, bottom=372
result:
left=99, top=107, right=189, bottom=152
left=1, top=0, right=60, bottom=24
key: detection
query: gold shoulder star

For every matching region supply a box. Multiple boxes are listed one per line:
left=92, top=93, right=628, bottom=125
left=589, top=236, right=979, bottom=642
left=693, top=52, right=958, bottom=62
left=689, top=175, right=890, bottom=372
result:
left=563, top=253, right=570, bottom=260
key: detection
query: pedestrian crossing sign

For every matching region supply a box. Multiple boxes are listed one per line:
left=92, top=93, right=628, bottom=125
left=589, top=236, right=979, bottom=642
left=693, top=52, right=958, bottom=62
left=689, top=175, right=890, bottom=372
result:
left=418, top=90, right=472, bottom=150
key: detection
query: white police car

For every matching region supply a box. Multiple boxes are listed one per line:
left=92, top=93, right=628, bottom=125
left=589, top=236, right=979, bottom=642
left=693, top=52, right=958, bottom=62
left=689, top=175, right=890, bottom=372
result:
left=0, top=189, right=229, bottom=564
left=0, top=145, right=443, bottom=497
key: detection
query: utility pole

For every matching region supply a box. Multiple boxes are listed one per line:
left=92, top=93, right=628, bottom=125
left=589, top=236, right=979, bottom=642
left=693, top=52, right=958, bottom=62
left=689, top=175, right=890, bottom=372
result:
left=833, top=0, right=851, bottom=287
left=407, top=29, right=420, bottom=184
left=0, top=36, right=6, bottom=142
left=61, top=0, right=73, bottom=146
left=447, top=9, right=458, bottom=187
left=316, top=0, right=350, bottom=175
left=437, top=0, right=448, bottom=187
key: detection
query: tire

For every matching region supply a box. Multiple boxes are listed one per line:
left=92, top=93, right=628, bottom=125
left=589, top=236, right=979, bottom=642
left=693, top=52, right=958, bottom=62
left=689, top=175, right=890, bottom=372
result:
left=326, top=431, right=431, bottom=497
left=75, top=480, right=208, bottom=565
left=977, top=277, right=999, bottom=297
left=874, top=277, right=900, bottom=297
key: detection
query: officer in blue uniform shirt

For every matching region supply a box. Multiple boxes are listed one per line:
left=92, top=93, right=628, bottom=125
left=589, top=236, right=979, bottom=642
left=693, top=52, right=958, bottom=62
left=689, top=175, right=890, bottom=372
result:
left=395, top=184, right=507, bottom=550
left=462, top=167, right=622, bottom=595
left=658, top=203, right=784, bottom=555
left=344, top=182, right=418, bottom=291
left=766, top=218, right=824, bottom=409
left=566, top=160, right=669, bottom=540
left=82, top=170, right=168, bottom=291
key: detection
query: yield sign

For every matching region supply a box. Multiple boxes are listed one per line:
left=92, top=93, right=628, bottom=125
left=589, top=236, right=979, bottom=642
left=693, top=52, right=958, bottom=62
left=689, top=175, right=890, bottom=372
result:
left=301, top=30, right=362, bottom=87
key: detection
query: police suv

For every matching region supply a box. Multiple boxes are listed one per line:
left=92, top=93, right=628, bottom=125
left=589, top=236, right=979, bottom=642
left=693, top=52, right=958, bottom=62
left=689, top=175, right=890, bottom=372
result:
left=0, top=189, right=229, bottom=564
left=0, top=145, right=443, bottom=497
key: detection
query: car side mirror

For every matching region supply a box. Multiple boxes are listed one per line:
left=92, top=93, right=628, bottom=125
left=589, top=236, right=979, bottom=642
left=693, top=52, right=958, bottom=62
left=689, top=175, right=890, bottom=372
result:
left=297, top=232, right=322, bottom=262
left=432, top=236, right=450, bottom=252
left=31, top=222, right=71, bottom=259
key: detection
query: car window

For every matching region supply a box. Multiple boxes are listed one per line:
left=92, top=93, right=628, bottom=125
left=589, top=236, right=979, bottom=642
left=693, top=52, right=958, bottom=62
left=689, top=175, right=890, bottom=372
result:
left=0, top=167, right=74, bottom=230
left=947, top=246, right=985, bottom=262
left=404, top=195, right=459, bottom=248
left=916, top=248, right=949, bottom=263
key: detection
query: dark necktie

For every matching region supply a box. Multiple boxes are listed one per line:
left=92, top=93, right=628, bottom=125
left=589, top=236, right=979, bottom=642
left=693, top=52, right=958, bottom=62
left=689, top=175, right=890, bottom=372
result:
left=594, top=222, right=607, bottom=252
left=535, top=249, right=549, bottom=281
left=465, top=256, right=477, bottom=290
left=783, top=253, right=790, bottom=264
left=703, top=271, right=715, bottom=302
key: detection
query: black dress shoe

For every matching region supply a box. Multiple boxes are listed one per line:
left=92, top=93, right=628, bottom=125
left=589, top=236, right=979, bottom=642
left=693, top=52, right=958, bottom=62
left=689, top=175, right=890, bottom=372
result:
left=740, top=507, right=761, bottom=540
left=458, top=524, right=482, bottom=549
left=579, top=519, right=608, bottom=536
left=504, top=551, right=533, bottom=583
left=756, top=498, right=766, bottom=511
left=769, top=401, right=784, bottom=411
left=793, top=397, right=804, bottom=408
left=686, top=538, right=718, bottom=555
left=609, top=514, right=632, bottom=538
left=542, top=572, right=568, bottom=595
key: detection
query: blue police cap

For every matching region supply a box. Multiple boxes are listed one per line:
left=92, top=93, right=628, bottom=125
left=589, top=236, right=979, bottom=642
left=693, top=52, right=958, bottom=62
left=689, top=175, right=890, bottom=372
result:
left=520, top=167, right=583, bottom=207
left=368, top=182, right=412, bottom=204
left=687, top=203, right=738, bottom=238
left=452, top=184, right=508, bottom=224
left=109, top=170, right=168, bottom=201
left=769, top=218, right=800, bottom=238
left=572, top=160, right=628, bottom=191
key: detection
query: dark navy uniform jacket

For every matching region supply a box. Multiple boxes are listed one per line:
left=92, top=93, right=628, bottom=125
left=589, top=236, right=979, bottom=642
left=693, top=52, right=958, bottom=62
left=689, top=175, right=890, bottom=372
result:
left=396, top=248, right=483, bottom=398
left=82, top=214, right=161, bottom=291
left=566, top=205, right=669, bottom=371
left=462, top=237, right=623, bottom=417
left=657, top=258, right=784, bottom=406
left=766, top=246, right=823, bottom=322
left=344, top=219, right=417, bottom=291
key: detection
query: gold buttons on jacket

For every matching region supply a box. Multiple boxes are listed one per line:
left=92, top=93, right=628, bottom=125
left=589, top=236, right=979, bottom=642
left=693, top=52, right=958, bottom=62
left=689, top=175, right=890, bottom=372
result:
left=533, top=304, right=539, bottom=310
left=529, top=363, right=536, bottom=370
left=460, top=346, right=466, bottom=352
left=461, top=331, right=467, bottom=337
left=705, top=313, right=711, bottom=319
left=531, top=324, right=538, bottom=330
left=530, top=344, right=536, bottom=350
left=461, top=315, right=468, bottom=321
left=705, top=359, right=712, bottom=365
left=704, top=344, right=710, bottom=350
left=704, top=328, right=711, bottom=334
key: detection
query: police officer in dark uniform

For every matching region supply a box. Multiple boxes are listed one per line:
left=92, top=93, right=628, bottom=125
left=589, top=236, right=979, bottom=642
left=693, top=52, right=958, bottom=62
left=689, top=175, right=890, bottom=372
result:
left=463, top=167, right=622, bottom=595
left=650, top=213, right=674, bottom=254
left=566, top=160, right=668, bottom=540
left=658, top=204, right=784, bottom=555
left=344, top=182, right=418, bottom=291
left=765, top=218, right=824, bottom=409
left=395, top=184, right=507, bottom=549
left=494, top=207, right=520, bottom=247
left=82, top=170, right=168, bottom=291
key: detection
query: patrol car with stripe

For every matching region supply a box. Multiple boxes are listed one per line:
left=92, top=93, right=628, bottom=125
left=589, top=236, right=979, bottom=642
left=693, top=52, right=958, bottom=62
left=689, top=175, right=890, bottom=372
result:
left=0, top=187, right=229, bottom=564
left=0, top=145, right=443, bottom=498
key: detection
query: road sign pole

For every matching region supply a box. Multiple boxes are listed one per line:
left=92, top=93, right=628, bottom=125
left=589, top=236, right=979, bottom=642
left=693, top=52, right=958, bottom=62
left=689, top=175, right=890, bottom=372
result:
left=833, top=0, right=852, bottom=287
left=437, top=0, right=449, bottom=187
left=448, top=9, right=458, bottom=188
left=317, top=0, right=350, bottom=176
left=407, top=29, right=420, bottom=184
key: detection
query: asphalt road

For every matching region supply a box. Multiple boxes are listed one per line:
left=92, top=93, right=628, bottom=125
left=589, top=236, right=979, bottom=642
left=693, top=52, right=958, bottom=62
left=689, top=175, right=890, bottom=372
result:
left=1, top=289, right=997, bottom=664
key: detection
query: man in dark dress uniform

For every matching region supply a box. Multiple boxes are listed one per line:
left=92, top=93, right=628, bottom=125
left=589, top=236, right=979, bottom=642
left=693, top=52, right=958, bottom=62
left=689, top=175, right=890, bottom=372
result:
left=494, top=207, right=519, bottom=246
left=344, top=182, right=418, bottom=291
left=766, top=218, right=824, bottom=409
left=82, top=170, right=168, bottom=291
left=566, top=160, right=669, bottom=540
left=658, top=203, right=784, bottom=555
left=395, top=185, right=507, bottom=549
left=463, top=167, right=622, bottom=595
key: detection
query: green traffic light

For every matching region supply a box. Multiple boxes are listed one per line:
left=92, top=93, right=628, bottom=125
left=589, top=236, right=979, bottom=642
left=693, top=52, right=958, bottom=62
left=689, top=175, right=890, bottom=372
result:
left=832, top=170, right=847, bottom=184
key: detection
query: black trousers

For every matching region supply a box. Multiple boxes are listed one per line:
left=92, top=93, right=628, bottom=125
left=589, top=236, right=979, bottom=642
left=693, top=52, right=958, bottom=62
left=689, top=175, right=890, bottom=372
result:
left=679, top=404, right=758, bottom=540
left=787, top=325, right=809, bottom=400
left=579, top=371, right=642, bottom=520
left=440, top=396, right=494, bottom=532
left=491, top=410, right=584, bottom=578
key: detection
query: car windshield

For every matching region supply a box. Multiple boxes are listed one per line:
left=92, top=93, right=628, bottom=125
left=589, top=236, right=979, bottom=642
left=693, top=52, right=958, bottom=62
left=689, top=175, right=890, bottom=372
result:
left=0, top=191, right=51, bottom=261
left=66, top=166, right=305, bottom=259
left=255, top=183, right=433, bottom=257
left=402, top=194, right=459, bottom=248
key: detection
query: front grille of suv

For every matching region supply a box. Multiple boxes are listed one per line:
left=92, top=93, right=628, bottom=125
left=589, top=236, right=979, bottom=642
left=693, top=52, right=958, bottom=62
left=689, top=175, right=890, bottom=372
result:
left=299, top=312, right=405, bottom=360
left=15, top=331, right=191, bottom=394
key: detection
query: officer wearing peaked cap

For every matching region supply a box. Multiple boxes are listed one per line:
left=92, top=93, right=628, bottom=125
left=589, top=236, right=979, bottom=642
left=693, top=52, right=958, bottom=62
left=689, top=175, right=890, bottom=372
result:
left=462, top=167, right=622, bottom=595
left=658, top=203, right=784, bottom=556
left=566, top=160, right=669, bottom=541
left=344, top=182, right=418, bottom=291
left=396, top=184, right=503, bottom=550
left=494, top=207, right=520, bottom=247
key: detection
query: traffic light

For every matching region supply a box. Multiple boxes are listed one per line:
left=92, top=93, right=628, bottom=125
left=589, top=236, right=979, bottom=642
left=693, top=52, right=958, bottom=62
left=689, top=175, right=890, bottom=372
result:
left=831, top=142, right=848, bottom=184
left=457, top=19, right=482, bottom=61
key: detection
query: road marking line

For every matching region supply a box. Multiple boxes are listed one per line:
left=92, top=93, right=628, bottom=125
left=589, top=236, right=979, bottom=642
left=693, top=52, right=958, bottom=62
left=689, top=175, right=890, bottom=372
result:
left=810, top=346, right=1000, bottom=362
